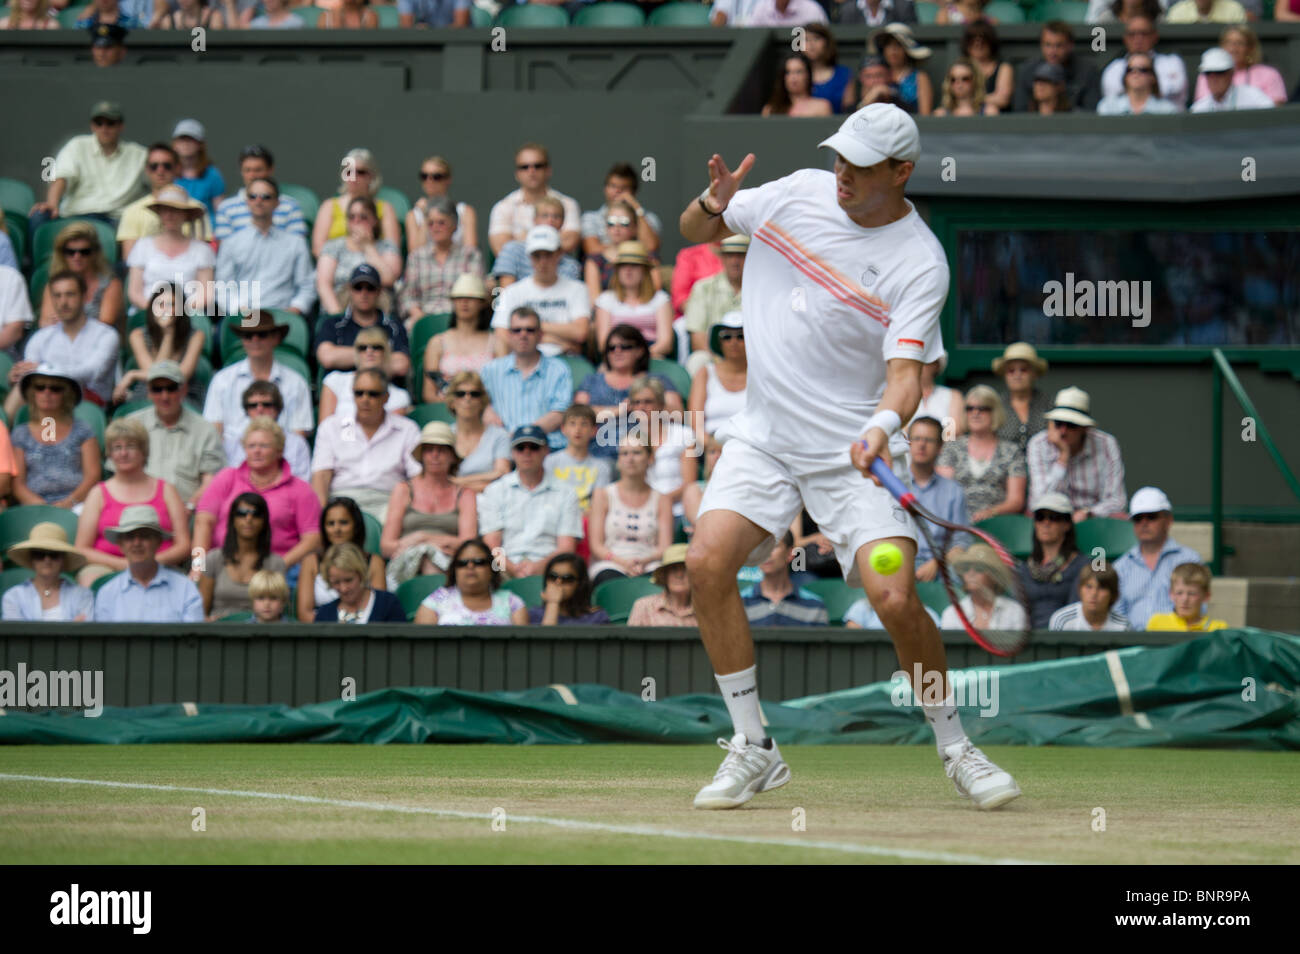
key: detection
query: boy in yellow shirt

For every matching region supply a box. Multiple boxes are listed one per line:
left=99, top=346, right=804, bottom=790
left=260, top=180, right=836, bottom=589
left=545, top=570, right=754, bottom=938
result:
left=1146, top=562, right=1228, bottom=632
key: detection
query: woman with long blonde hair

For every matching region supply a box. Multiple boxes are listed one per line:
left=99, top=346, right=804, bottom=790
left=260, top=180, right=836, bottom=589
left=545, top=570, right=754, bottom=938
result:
left=40, top=222, right=123, bottom=329
left=312, top=148, right=400, bottom=257
left=0, top=0, right=57, bottom=28
left=934, top=58, right=999, bottom=116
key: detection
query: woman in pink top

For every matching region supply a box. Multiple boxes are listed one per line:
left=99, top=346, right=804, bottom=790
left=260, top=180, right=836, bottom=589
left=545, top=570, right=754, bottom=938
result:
left=1192, top=28, right=1287, bottom=105
left=74, top=418, right=190, bottom=587
left=193, top=418, right=322, bottom=577
left=593, top=241, right=673, bottom=358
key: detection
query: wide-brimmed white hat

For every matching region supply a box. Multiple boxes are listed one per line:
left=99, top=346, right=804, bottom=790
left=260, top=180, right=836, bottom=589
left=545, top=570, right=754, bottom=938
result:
left=6, top=522, right=86, bottom=572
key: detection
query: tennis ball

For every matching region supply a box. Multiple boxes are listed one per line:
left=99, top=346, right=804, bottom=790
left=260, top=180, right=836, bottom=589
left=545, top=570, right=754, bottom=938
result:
left=869, top=542, right=903, bottom=576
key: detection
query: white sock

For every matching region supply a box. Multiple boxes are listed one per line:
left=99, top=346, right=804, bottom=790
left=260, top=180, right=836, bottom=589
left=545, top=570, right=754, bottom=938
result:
left=923, top=695, right=967, bottom=756
left=715, top=665, right=766, bottom=745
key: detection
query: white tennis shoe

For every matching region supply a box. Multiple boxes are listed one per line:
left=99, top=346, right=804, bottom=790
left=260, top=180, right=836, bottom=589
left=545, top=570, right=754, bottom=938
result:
left=693, top=733, right=791, bottom=810
left=943, top=740, right=1021, bottom=810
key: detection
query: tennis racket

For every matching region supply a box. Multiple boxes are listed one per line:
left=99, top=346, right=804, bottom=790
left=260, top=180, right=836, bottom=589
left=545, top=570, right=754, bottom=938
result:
left=867, top=455, right=1032, bottom=657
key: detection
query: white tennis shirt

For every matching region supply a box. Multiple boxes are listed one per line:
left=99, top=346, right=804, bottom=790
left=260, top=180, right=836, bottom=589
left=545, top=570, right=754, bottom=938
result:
left=719, top=168, right=948, bottom=475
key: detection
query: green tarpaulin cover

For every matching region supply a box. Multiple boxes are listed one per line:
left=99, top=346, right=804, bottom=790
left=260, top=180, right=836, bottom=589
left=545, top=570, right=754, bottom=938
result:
left=1, top=630, right=1296, bottom=749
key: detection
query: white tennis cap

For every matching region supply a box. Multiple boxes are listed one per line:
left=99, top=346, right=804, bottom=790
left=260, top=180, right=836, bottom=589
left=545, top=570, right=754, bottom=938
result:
left=819, top=103, right=920, bottom=168
left=1130, top=486, right=1173, bottom=516
left=1198, top=47, right=1234, bottom=73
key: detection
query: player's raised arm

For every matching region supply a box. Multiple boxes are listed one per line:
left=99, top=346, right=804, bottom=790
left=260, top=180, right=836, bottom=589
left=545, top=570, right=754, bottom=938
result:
left=851, top=356, right=924, bottom=480
left=678, top=152, right=756, bottom=244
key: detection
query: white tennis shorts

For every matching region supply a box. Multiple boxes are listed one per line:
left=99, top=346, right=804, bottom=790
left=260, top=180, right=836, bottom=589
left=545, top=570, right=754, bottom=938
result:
left=696, top=438, right=916, bottom=587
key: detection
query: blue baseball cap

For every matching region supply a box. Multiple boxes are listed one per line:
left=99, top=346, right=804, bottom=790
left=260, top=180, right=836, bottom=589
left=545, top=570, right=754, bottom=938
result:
left=350, top=264, right=381, bottom=288
left=511, top=425, right=548, bottom=449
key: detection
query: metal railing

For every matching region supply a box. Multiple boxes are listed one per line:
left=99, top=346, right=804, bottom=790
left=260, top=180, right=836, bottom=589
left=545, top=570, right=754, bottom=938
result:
left=1210, top=349, right=1300, bottom=574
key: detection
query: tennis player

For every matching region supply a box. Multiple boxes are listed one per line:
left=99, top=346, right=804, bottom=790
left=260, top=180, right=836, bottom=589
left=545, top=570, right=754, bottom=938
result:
left=679, top=104, right=1020, bottom=811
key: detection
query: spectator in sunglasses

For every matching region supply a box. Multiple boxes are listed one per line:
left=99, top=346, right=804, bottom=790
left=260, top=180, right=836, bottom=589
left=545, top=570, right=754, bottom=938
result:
left=311, top=367, right=421, bottom=524
left=488, top=142, right=581, bottom=256
left=223, top=380, right=311, bottom=480
left=213, top=144, right=305, bottom=240
left=574, top=324, right=683, bottom=461
left=1016, top=493, right=1085, bottom=629
left=75, top=417, right=192, bottom=587
left=40, top=221, right=123, bottom=331
left=1026, top=386, right=1127, bottom=522
left=1112, top=486, right=1203, bottom=630
left=2, top=523, right=94, bottom=622
left=1098, top=17, right=1187, bottom=111
left=125, top=361, right=225, bottom=507
left=204, top=310, right=313, bottom=445
left=406, top=156, right=477, bottom=252
left=421, top=275, right=504, bottom=403
left=532, top=554, right=609, bottom=625
left=580, top=162, right=663, bottom=257
left=113, top=283, right=206, bottom=406
left=312, top=149, right=400, bottom=258
left=316, top=197, right=403, bottom=317
left=491, top=196, right=581, bottom=290
left=936, top=385, right=1026, bottom=524
left=9, top=365, right=100, bottom=510
left=415, top=538, right=530, bottom=625
left=198, top=491, right=286, bottom=620
left=444, top=370, right=511, bottom=494
left=1097, top=53, right=1178, bottom=115
left=118, top=142, right=213, bottom=260
left=320, top=327, right=412, bottom=423
left=125, top=185, right=213, bottom=313
left=583, top=200, right=661, bottom=306
left=295, top=496, right=386, bottom=621
left=682, top=233, right=746, bottom=376
left=314, top=542, right=406, bottom=623
left=215, top=176, right=316, bottom=317
left=688, top=311, right=747, bottom=444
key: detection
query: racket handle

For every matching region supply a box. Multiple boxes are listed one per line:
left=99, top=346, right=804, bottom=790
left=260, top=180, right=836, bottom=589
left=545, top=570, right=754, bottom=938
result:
left=867, top=452, right=910, bottom=501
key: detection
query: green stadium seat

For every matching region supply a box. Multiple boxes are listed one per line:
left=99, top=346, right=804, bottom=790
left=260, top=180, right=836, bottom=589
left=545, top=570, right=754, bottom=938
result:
left=0, top=565, right=35, bottom=600
left=593, top=574, right=661, bottom=623
left=409, top=403, right=455, bottom=427
left=56, top=6, right=81, bottom=26
left=376, top=186, right=411, bottom=224
left=916, top=580, right=952, bottom=616
left=111, top=399, right=152, bottom=420
left=91, top=571, right=119, bottom=593
left=500, top=574, right=544, bottom=608
left=1033, top=0, right=1088, bottom=21
left=362, top=511, right=383, bottom=557
left=279, top=183, right=321, bottom=227
left=3, top=208, right=28, bottom=266
left=271, top=349, right=313, bottom=399
left=410, top=313, right=451, bottom=370
left=0, top=352, right=12, bottom=396
left=649, top=358, right=690, bottom=400
left=800, top=578, right=861, bottom=624
left=561, top=354, right=596, bottom=393
left=974, top=514, right=1034, bottom=560
left=574, top=1, right=645, bottom=26
left=33, top=218, right=117, bottom=267
left=0, top=506, right=80, bottom=564
left=915, top=0, right=939, bottom=23
left=985, top=0, right=1026, bottom=21
left=0, top=178, right=37, bottom=215
left=396, top=573, right=447, bottom=619
left=217, top=611, right=255, bottom=622
left=648, top=2, right=712, bottom=25
left=1075, top=518, right=1137, bottom=564
left=373, top=3, right=401, bottom=26
left=469, top=5, right=492, bottom=26
left=28, top=262, right=47, bottom=311
left=294, top=6, right=323, bottom=26
left=497, top=3, right=568, bottom=26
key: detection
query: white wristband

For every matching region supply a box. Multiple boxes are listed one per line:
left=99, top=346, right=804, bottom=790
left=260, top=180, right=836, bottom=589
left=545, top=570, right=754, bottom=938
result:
left=864, top=410, right=902, bottom=439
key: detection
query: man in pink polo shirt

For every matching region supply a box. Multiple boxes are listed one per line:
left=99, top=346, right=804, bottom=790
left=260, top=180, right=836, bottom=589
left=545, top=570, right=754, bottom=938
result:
left=192, top=418, right=322, bottom=586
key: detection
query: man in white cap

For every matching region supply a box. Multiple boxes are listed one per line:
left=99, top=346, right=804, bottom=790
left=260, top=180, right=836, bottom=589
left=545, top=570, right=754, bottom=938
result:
left=1190, top=48, right=1274, bottom=112
left=1026, top=386, right=1127, bottom=522
left=93, top=504, right=204, bottom=623
left=490, top=225, right=590, bottom=358
left=1113, top=486, right=1203, bottom=630
left=677, top=103, right=1020, bottom=811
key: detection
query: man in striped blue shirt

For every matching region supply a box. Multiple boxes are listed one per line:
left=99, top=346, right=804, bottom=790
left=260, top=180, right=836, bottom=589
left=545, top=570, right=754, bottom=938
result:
left=1113, top=486, right=1203, bottom=630
left=480, top=307, right=573, bottom=452
left=214, top=145, right=306, bottom=242
left=741, top=532, right=829, bottom=626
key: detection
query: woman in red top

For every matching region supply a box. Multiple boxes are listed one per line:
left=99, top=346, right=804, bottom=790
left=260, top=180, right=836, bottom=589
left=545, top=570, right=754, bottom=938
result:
left=74, top=417, right=190, bottom=587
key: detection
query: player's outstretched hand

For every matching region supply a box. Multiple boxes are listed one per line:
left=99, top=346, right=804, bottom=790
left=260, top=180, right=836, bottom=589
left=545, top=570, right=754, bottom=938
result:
left=706, top=153, right=756, bottom=211
left=851, top=429, right=892, bottom=485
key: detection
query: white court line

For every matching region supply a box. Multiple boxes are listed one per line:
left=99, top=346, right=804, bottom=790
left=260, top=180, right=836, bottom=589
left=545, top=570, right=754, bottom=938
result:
left=1104, top=650, right=1154, bottom=730
left=0, top=773, right=1050, bottom=866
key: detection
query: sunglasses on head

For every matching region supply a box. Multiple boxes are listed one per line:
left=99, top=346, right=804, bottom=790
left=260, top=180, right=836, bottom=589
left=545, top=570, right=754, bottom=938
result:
left=149, top=382, right=179, bottom=393
left=420, top=171, right=449, bottom=181
left=546, top=572, right=578, bottom=584
left=455, top=556, right=490, bottom=568
left=353, top=389, right=384, bottom=399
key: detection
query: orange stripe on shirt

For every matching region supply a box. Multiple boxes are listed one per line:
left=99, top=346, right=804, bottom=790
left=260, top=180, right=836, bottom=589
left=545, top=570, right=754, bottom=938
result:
left=765, top=221, right=890, bottom=323
left=753, top=225, right=889, bottom=327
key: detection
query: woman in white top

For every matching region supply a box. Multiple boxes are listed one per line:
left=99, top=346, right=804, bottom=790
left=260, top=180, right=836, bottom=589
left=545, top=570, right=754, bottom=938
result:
left=629, top=375, right=697, bottom=518
left=688, top=310, right=747, bottom=443
left=1, top=522, right=94, bottom=622
left=588, top=435, right=673, bottom=588
left=405, top=155, right=477, bottom=251
left=594, top=241, right=672, bottom=358
left=939, top=544, right=1028, bottom=632
left=126, top=186, right=214, bottom=312
left=319, top=327, right=411, bottom=422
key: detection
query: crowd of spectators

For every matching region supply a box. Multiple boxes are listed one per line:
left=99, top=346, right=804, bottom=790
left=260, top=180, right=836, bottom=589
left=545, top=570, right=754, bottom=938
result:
left=0, top=90, right=1246, bottom=634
